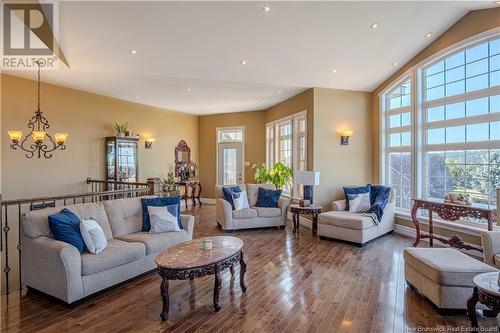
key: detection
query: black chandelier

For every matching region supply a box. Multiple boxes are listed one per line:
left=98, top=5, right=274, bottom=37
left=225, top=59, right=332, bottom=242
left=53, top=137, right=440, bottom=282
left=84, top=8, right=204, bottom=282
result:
left=8, top=61, right=68, bottom=159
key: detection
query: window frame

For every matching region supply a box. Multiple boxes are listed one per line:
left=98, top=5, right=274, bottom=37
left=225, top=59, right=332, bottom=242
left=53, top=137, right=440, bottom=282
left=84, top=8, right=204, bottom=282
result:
left=379, top=29, right=500, bottom=225
left=266, top=110, right=307, bottom=197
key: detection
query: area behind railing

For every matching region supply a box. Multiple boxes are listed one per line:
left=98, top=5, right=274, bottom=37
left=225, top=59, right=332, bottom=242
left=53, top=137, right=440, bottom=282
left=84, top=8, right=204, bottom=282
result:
left=0, top=177, right=160, bottom=295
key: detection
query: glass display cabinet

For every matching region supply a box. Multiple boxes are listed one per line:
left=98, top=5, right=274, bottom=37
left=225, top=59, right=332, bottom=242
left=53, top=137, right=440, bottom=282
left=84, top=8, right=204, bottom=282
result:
left=106, top=137, right=139, bottom=183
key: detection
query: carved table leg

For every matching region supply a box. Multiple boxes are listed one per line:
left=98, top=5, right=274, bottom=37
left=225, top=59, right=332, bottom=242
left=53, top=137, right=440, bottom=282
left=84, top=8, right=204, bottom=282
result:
left=230, top=264, right=235, bottom=276
left=411, top=204, right=421, bottom=247
left=292, top=213, right=297, bottom=233
left=160, top=277, right=169, bottom=321
left=312, top=214, right=318, bottom=237
left=239, top=251, right=247, bottom=292
left=467, top=287, right=479, bottom=329
left=213, top=267, right=222, bottom=312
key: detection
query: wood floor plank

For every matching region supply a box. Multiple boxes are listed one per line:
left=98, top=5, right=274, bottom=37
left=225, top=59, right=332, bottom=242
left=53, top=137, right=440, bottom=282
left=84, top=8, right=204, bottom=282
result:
left=1, top=205, right=498, bottom=332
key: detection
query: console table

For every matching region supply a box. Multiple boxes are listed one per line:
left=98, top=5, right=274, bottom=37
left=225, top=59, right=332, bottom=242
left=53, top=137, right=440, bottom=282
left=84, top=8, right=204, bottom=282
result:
left=411, top=199, right=496, bottom=252
left=176, top=180, right=202, bottom=208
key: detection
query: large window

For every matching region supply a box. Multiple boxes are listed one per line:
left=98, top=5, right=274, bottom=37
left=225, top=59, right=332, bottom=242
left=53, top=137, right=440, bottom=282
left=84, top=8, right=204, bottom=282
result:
left=382, top=78, right=413, bottom=209
left=266, top=111, right=307, bottom=196
left=381, top=34, right=500, bottom=220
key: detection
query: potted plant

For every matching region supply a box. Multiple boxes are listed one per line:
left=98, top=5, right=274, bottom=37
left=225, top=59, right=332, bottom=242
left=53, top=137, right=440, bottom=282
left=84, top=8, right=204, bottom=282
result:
left=161, top=172, right=178, bottom=194
left=268, top=162, right=293, bottom=189
left=252, top=163, right=270, bottom=184
left=113, top=122, right=128, bottom=137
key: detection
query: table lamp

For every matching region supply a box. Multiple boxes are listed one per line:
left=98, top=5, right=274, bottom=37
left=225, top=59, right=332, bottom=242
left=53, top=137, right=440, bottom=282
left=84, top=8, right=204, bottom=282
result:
left=294, top=171, right=320, bottom=204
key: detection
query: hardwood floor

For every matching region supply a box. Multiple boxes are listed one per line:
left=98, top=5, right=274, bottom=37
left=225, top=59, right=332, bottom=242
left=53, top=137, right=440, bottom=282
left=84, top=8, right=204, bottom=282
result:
left=1, top=205, right=498, bottom=332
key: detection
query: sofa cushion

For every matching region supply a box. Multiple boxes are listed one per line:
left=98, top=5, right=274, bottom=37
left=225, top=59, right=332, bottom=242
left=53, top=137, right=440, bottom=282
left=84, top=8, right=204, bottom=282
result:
left=118, top=230, right=189, bottom=255
left=253, top=207, right=281, bottom=218
left=494, top=254, right=500, bottom=268
left=246, top=184, right=275, bottom=207
left=81, top=239, right=145, bottom=275
left=403, top=248, right=496, bottom=287
left=23, top=202, right=113, bottom=240
left=103, top=196, right=155, bottom=237
left=222, top=186, right=242, bottom=210
left=49, top=209, right=86, bottom=254
left=318, top=211, right=374, bottom=230
left=256, top=187, right=282, bottom=208
left=233, top=208, right=258, bottom=219
left=141, top=197, right=182, bottom=231
left=343, top=184, right=371, bottom=211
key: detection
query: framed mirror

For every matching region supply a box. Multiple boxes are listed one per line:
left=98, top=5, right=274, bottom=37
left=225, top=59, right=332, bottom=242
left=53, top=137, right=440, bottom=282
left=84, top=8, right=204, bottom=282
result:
left=175, top=140, right=191, bottom=177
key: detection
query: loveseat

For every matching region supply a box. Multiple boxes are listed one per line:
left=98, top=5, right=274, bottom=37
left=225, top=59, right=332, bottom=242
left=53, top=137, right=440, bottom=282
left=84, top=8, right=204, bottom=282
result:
left=21, top=196, right=195, bottom=304
left=317, top=188, right=395, bottom=246
left=215, top=184, right=289, bottom=231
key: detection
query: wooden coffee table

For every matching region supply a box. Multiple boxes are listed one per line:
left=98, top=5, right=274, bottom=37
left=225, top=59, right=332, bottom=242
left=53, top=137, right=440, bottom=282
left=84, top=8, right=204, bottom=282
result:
left=467, top=272, right=500, bottom=329
left=155, top=236, right=247, bottom=320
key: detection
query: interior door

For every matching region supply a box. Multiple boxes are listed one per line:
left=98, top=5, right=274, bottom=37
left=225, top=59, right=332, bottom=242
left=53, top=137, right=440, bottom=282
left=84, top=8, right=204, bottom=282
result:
left=218, top=142, right=244, bottom=185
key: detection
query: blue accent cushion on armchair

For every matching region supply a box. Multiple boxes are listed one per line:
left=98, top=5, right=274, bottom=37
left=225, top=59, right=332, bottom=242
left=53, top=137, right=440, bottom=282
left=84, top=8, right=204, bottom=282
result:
left=343, top=184, right=371, bottom=211
left=141, top=196, right=182, bottom=231
left=222, top=186, right=242, bottom=210
left=255, top=187, right=282, bottom=208
left=48, top=208, right=86, bottom=254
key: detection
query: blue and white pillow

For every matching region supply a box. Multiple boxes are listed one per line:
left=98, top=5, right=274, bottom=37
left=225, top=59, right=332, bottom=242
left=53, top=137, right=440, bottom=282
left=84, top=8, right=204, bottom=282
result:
left=232, top=191, right=250, bottom=210
left=343, top=184, right=371, bottom=211
left=147, top=204, right=180, bottom=233
left=347, top=192, right=371, bottom=213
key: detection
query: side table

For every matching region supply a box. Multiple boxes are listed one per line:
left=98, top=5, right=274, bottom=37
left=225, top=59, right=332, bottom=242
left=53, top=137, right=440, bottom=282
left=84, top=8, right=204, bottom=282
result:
left=290, top=204, right=322, bottom=236
left=467, top=272, right=500, bottom=329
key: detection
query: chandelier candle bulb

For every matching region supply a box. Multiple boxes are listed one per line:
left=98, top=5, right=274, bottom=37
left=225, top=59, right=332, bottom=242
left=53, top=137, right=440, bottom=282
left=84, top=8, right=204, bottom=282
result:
left=32, top=131, right=46, bottom=144
left=54, top=133, right=69, bottom=145
left=8, top=131, right=23, bottom=143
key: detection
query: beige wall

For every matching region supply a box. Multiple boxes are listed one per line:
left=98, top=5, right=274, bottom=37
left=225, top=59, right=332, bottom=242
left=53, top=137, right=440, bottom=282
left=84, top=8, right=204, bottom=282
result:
left=198, top=111, right=266, bottom=198
left=371, top=7, right=500, bottom=183
left=1, top=74, right=199, bottom=199
left=313, top=88, right=372, bottom=209
left=266, top=88, right=314, bottom=170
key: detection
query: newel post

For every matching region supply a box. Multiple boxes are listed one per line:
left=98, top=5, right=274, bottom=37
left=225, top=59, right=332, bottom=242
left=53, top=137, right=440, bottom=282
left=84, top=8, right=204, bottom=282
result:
left=147, top=178, right=161, bottom=195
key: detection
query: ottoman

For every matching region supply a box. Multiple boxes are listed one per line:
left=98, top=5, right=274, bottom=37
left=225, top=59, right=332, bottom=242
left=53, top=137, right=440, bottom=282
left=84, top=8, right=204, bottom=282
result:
left=403, top=247, right=497, bottom=310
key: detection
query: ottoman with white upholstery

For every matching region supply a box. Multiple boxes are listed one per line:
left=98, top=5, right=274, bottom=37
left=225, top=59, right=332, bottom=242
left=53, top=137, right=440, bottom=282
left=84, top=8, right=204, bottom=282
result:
left=404, top=247, right=497, bottom=310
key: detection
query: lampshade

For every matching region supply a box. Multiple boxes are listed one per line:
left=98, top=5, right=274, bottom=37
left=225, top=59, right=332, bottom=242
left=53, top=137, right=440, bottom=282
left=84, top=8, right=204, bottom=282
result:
left=294, top=171, right=320, bottom=186
left=31, top=131, right=46, bottom=143
left=8, top=131, right=23, bottom=143
left=54, top=133, right=69, bottom=145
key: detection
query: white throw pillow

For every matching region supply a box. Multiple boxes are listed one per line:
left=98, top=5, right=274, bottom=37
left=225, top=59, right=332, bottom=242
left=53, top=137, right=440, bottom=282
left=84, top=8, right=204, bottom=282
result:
left=148, top=205, right=180, bottom=233
left=80, top=219, right=108, bottom=254
left=232, top=191, right=250, bottom=210
left=348, top=192, right=371, bottom=213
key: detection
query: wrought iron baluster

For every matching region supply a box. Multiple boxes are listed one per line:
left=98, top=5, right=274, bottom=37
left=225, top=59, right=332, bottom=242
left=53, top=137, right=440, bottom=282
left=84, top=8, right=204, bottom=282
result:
left=18, top=204, right=21, bottom=291
left=4, top=206, right=10, bottom=294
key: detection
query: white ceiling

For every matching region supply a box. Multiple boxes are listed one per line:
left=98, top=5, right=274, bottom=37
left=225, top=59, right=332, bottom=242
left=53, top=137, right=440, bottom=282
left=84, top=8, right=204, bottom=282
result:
left=5, top=1, right=497, bottom=115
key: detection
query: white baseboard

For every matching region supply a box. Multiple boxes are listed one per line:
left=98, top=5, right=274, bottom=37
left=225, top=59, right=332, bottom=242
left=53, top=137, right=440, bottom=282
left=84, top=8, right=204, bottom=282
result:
left=394, top=224, right=483, bottom=258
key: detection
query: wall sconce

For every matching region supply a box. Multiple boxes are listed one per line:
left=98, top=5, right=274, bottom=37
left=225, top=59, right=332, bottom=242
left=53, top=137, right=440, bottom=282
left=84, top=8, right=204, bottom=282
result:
left=340, top=130, right=353, bottom=145
left=145, top=137, right=155, bottom=149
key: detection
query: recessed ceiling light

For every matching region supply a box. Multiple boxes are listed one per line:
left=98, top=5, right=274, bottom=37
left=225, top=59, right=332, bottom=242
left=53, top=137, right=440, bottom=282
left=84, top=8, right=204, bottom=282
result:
left=393, top=62, right=399, bottom=66
left=186, top=88, right=192, bottom=92
left=135, top=95, right=140, bottom=99
left=277, top=90, right=282, bottom=94
left=495, top=1, right=500, bottom=4
left=263, top=4, right=271, bottom=13
left=425, top=32, right=433, bottom=38
left=130, top=49, right=137, bottom=55
left=240, top=60, right=247, bottom=65
left=331, top=69, right=337, bottom=74
left=371, top=23, right=379, bottom=29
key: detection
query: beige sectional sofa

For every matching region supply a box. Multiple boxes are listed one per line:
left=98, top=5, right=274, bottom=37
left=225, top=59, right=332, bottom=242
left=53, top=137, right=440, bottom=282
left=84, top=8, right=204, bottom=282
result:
left=21, top=196, right=194, bottom=304
left=215, top=184, right=289, bottom=231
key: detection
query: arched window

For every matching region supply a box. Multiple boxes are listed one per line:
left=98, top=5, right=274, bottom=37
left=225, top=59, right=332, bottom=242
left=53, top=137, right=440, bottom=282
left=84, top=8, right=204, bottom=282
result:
left=380, top=33, right=499, bottom=221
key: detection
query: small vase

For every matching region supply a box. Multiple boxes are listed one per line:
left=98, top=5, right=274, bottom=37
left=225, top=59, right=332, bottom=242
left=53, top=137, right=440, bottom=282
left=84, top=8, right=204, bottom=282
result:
left=117, top=133, right=125, bottom=137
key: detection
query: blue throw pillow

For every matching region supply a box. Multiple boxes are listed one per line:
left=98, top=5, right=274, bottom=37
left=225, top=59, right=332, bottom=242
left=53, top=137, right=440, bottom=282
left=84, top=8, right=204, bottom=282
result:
left=141, top=196, right=182, bottom=231
left=222, top=186, right=242, bottom=210
left=48, top=208, right=86, bottom=254
left=255, top=187, right=282, bottom=208
left=343, top=184, right=371, bottom=211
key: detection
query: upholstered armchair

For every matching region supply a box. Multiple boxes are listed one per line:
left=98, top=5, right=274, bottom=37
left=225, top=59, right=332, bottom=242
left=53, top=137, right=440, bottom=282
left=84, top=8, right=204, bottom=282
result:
left=481, top=231, right=500, bottom=269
